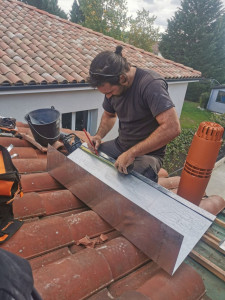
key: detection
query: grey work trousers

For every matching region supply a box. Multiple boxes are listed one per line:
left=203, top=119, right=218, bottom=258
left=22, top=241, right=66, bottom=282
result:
left=99, top=139, right=163, bottom=183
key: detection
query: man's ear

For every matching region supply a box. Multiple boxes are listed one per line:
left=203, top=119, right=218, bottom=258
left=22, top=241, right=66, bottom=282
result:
left=119, top=74, right=128, bottom=85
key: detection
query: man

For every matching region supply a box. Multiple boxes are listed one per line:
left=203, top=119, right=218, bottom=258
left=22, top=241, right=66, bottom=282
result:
left=88, top=46, right=181, bottom=182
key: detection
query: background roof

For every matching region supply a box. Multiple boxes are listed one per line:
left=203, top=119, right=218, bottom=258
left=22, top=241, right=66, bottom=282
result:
left=0, top=0, right=201, bottom=87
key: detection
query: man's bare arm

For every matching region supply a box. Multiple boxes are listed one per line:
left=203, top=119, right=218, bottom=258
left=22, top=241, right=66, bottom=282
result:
left=115, top=107, right=181, bottom=173
left=90, top=110, right=117, bottom=149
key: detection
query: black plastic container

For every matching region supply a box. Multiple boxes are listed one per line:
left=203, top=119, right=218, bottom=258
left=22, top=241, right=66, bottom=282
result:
left=25, top=107, right=60, bottom=147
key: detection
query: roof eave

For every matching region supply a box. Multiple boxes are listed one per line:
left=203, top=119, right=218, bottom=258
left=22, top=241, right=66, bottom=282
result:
left=0, top=78, right=202, bottom=92
left=166, top=77, right=202, bottom=83
left=0, top=82, right=91, bottom=92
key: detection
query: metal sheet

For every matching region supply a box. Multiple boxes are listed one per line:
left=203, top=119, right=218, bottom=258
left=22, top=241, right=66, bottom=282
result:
left=47, top=146, right=215, bottom=275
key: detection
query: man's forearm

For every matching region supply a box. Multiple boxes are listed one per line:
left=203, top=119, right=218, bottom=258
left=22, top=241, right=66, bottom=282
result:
left=96, top=111, right=117, bottom=139
left=128, top=108, right=181, bottom=158
left=128, top=123, right=179, bottom=158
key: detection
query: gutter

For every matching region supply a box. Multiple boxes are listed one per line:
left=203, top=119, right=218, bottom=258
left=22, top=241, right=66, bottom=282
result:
left=166, top=78, right=201, bottom=83
left=0, top=83, right=94, bottom=95
left=0, top=77, right=201, bottom=93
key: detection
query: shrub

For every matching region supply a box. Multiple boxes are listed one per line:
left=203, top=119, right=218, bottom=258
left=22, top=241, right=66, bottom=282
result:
left=210, top=112, right=225, bottom=127
left=199, top=92, right=210, bottom=109
left=163, top=128, right=196, bottom=175
left=210, top=112, right=225, bottom=160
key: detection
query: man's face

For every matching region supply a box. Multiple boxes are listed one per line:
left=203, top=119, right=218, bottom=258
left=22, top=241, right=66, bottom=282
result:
left=97, top=82, right=127, bottom=99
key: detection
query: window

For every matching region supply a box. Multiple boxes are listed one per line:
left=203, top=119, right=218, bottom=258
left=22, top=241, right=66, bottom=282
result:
left=216, top=90, right=225, bottom=104
left=62, top=109, right=97, bottom=135
left=75, top=110, right=88, bottom=131
left=62, top=112, right=72, bottom=129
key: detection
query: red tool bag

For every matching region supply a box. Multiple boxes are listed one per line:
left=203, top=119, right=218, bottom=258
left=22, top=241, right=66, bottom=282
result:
left=0, top=145, right=23, bottom=244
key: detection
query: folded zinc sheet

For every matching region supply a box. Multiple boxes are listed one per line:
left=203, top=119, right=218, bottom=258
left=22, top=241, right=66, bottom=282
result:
left=47, top=146, right=215, bottom=275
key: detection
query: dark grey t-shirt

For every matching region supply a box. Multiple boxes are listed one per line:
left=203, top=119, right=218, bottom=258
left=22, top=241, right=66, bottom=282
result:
left=103, top=68, right=175, bottom=157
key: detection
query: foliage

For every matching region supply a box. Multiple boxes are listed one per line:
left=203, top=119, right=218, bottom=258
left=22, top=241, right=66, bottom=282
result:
left=164, top=128, right=196, bottom=175
left=103, top=0, right=128, bottom=40
left=125, top=9, right=160, bottom=52
left=210, top=113, right=225, bottom=160
left=164, top=100, right=217, bottom=174
left=19, top=0, right=67, bottom=19
left=210, top=112, right=225, bottom=127
left=70, top=1, right=160, bottom=50
left=70, top=0, right=128, bottom=40
left=199, top=92, right=210, bottom=109
left=70, top=0, right=84, bottom=23
left=159, top=0, right=225, bottom=83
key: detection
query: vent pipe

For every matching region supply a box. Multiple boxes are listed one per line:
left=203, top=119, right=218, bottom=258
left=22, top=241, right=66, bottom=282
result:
left=177, top=122, right=224, bottom=205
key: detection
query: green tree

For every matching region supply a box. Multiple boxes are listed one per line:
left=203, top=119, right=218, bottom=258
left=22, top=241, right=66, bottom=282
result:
left=103, top=0, right=128, bottom=40
left=70, top=0, right=84, bottom=23
left=159, top=0, right=225, bottom=83
left=19, top=0, right=67, bottom=19
left=126, top=9, right=160, bottom=52
left=70, top=0, right=128, bottom=40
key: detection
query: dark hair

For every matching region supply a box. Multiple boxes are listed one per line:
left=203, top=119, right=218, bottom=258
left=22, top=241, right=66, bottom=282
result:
left=88, top=46, right=130, bottom=87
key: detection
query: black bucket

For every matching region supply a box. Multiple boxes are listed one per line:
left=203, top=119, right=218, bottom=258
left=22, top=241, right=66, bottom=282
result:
left=25, top=107, right=60, bottom=147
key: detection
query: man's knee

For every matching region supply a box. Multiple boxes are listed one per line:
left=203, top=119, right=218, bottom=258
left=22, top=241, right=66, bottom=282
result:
left=133, top=155, right=162, bottom=183
left=142, top=165, right=158, bottom=183
left=98, top=139, right=122, bottom=159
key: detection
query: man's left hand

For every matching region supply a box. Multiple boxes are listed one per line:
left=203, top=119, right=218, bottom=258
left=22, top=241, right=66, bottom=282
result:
left=114, top=151, right=135, bottom=174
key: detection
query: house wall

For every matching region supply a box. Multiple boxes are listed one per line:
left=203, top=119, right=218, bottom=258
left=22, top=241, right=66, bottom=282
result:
left=207, top=88, right=225, bottom=114
left=167, top=81, right=188, bottom=117
left=0, top=81, right=188, bottom=141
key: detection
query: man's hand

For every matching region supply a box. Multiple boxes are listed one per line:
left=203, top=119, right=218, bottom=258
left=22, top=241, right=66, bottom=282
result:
left=87, top=134, right=102, bottom=153
left=114, top=151, right=135, bottom=174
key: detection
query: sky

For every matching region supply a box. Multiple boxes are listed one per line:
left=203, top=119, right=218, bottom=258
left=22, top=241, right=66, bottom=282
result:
left=58, top=0, right=225, bottom=32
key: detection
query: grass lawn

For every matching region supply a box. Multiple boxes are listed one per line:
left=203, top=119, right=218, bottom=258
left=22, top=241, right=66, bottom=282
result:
left=180, top=101, right=214, bottom=129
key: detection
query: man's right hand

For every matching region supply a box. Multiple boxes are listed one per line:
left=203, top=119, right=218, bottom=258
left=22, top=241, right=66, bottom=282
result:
left=88, top=134, right=102, bottom=152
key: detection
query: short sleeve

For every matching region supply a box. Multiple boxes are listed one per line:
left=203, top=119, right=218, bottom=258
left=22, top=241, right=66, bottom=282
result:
left=142, top=79, right=175, bottom=117
left=102, top=96, right=115, bottom=114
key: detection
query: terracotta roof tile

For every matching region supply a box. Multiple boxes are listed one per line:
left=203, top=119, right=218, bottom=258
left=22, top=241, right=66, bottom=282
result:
left=13, top=55, right=27, bottom=66
left=30, top=71, right=47, bottom=83
left=1, top=216, right=73, bottom=259
left=33, top=247, right=113, bottom=300
left=16, top=48, right=27, bottom=58
left=0, top=123, right=224, bottom=299
left=13, top=192, right=46, bottom=219
left=51, top=72, right=67, bottom=83
left=30, top=247, right=72, bottom=270
left=13, top=157, right=47, bottom=173
left=5, top=71, right=23, bottom=84
left=10, top=62, right=24, bottom=73
left=0, top=73, right=10, bottom=85
left=108, top=262, right=159, bottom=297
left=136, top=264, right=205, bottom=299
left=60, top=72, right=77, bottom=83
left=16, top=70, right=36, bottom=84
left=21, top=172, right=62, bottom=193
left=0, top=0, right=201, bottom=87
left=41, top=72, right=58, bottom=83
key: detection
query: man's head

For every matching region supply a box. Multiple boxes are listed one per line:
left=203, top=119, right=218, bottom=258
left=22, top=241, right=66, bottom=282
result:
left=88, top=46, right=130, bottom=90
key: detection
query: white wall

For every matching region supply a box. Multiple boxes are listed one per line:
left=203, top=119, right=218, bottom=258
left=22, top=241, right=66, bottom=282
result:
left=0, top=80, right=188, bottom=141
left=0, top=87, right=101, bottom=122
left=167, top=81, right=188, bottom=117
